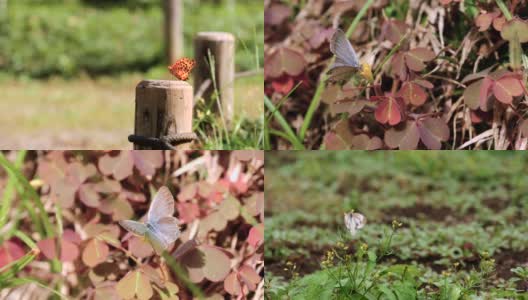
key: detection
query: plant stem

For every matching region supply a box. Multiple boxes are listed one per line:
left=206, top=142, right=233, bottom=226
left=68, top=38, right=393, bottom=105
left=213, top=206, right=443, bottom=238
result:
left=264, top=96, right=305, bottom=149
left=162, top=252, right=204, bottom=299
left=495, top=0, right=513, bottom=21
left=299, top=80, right=326, bottom=142
left=6, top=277, right=67, bottom=299
left=206, top=49, right=231, bottom=147
left=373, top=32, right=409, bottom=76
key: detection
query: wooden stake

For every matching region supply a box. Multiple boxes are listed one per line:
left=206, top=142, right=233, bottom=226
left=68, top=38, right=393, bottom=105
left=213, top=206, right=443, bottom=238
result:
left=194, top=32, right=235, bottom=125
left=133, top=80, right=193, bottom=149
left=164, top=0, right=183, bottom=63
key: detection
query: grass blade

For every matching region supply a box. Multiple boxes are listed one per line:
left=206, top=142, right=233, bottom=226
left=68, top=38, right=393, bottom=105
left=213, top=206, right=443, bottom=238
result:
left=2, top=277, right=67, bottom=299
left=264, top=96, right=305, bottom=150
left=495, top=0, right=512, bottom=21
left=0, top=248, right=39, bottom=283
left=0, top=152, right=54, bottom=238
left=0, top=151, right=27, bottom=231
left=13, top=230, right=38, bottom=250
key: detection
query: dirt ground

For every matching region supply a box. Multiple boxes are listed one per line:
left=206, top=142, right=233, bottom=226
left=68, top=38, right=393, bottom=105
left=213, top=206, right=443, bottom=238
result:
left=0, top=73, right=262, bottom=149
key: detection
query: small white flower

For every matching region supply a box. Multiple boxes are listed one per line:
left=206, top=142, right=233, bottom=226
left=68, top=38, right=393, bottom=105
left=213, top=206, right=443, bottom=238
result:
left=344, top=211, right=366, bottom=236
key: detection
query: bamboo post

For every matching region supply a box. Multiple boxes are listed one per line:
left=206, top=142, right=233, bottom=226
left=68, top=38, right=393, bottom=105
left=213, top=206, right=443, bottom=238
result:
left=164, top=0, right=183, bottom=63
left=194, top=32, right=235, bottom=125
left=132, top=80, right=193, bottom=149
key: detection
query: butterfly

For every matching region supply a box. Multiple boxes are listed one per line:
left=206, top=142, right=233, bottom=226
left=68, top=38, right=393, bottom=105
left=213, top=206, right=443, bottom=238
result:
left=327, top=29, right=373, bottom=84
left=168, top=57, right=196, bottom=81
left=119, top=186, right=180, bottom=255
left=344, top=211, right=366, bottom=236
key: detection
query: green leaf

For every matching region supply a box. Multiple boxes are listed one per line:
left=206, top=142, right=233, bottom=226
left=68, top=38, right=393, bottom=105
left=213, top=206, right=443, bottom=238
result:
left=378, top=285, right=398, bottom=300
left=446, top=284, right=463, bottom=300
left=501, top=18, right=528, bottom=43
left=367, top=250, right=377, bottom=262
left=393, top=281, right=417, bottom=300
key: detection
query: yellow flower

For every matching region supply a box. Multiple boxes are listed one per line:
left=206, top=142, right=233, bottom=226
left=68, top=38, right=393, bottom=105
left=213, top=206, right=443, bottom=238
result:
left=360, top=63, right=373, bottom=82
left=360, top=243, right=368, bottom=252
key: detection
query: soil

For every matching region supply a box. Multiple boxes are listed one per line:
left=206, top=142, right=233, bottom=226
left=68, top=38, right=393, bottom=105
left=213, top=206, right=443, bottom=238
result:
left=2, top=131, right=129, bottom=150
left=482, top=197, right=511, bottom=212
left=494, top=248, right=528, bottom=291
left=266, top=242, right=335, bottom=279
left=382, top=203, right=454, bottom=222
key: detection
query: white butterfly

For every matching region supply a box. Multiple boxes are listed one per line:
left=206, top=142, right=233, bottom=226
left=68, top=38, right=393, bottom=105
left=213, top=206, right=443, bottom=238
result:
left=328, top=29, right=372, bottom=83
left=344, top=211, right=366, bottom=236
left=119, top=186, right=180, bottom=255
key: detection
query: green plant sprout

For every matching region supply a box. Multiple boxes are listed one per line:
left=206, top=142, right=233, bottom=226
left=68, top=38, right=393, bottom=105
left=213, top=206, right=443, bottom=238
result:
left=265, top=152, right=528, bottom=299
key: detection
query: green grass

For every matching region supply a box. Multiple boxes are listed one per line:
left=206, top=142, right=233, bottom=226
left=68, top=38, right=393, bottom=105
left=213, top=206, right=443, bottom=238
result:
left=0, top=0, right=263, bottom=149
left=0, top=0, right=263, bottom=76
left=0, top=71, right=262, bottom=149
left=0, top=151, right=65, bottom=295
left=183, top=0, right=263, bottom=71
left=265, top=152, right=528, bottom=299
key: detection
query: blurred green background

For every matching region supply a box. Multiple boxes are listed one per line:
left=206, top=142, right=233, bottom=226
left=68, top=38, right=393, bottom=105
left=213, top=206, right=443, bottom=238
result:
left=0, top=0, right=263, bottom=149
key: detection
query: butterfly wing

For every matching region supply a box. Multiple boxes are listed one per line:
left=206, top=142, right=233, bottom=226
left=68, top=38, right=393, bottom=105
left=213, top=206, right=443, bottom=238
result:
left=330, top=29, right=360, bottom=68
left=344, top=212, right=366, bottom=236
left=153, top=216, right=181, bottom=245
left=326, top=66, right=359, bottom=84
left=352, top=213, right=366, bottom=229
left=168, top=58, right=195, bottom=81
left=147, top=186, right=175, bottom=224
left=145, top=227, right=170, bottom=255
left=119, top=220, right=148, bottom=236
left=344, top=213, right=357, bottom=235
left=168, top=64, right=184, bottom=80
left=145, top=217, right=180, bottom=255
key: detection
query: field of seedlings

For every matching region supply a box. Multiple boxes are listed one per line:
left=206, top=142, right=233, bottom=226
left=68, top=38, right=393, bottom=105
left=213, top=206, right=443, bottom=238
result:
left=265, top=151, right=528, bottom=299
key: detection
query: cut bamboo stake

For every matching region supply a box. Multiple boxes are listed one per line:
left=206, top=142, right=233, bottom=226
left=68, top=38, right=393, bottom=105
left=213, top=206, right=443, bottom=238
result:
left=194, top=32, right=235, bottom=125
left=164, top=0, right=183, bottom=63
left=133, top=80, right=193, bottom=149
